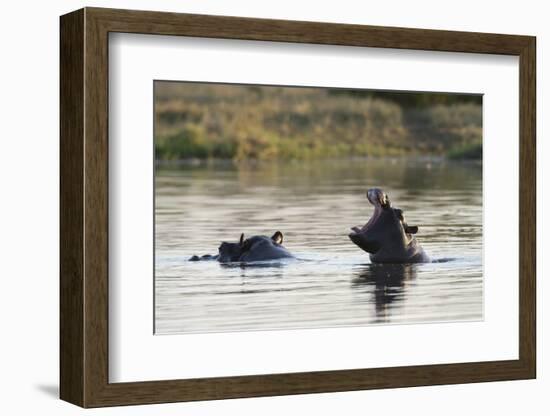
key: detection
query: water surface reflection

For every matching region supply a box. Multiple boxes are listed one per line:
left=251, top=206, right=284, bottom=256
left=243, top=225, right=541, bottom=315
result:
left=155, top=158, right=482, bottom=334
left=352, top=264, right=415, bottom=323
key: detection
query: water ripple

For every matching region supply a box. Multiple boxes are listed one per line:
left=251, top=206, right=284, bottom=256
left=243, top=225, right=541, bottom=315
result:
left=155, top=159, right=483, bottom=334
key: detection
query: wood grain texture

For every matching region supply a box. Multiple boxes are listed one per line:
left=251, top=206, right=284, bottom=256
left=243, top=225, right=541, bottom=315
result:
left=59, top=7, right=537, bottom=408
left=59, top=8, right=84, bottom=407
left=518, top=38, right=536, bottom=376
left=83, top=10, right=110, bottom=406
left=89, top=7, right=532, bottom=55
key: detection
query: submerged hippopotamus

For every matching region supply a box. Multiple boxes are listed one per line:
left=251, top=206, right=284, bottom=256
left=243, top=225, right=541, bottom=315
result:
left=189, top=231, right=294, bottom=263
left=349, top=188, right=430, bottom=264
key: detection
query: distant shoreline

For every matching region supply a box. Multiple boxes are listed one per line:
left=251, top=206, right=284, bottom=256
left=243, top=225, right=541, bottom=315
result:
left=155, top=155, right=481, bottom=169
left=155, top=84, right=482, bottom=164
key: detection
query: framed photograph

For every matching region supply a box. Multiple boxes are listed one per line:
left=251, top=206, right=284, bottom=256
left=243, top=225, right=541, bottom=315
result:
left=60, top=7, right=536, bottom=408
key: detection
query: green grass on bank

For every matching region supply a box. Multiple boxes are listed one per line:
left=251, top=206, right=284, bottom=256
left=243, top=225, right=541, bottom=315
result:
left=155, top=83, right=482, bottom=162
left=447, top=142, right=483, bottom=160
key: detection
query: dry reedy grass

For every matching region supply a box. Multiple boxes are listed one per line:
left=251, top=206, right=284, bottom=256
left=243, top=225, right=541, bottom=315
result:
left=154, top=83, right=482, bottom=161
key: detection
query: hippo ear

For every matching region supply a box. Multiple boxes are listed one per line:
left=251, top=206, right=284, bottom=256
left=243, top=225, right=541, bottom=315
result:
left=271, top=231, right=283, bottom=245
left=239, top=233, right=245, bottom=246
left=405, top=225, right=418, bottom=234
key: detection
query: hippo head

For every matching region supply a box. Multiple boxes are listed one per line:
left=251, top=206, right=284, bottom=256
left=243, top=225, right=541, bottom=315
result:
left=217, top=235, right=244, bottom=263
left=349, top=188, right=420, bottom=261
left=217, top=231, right=287, bottom=263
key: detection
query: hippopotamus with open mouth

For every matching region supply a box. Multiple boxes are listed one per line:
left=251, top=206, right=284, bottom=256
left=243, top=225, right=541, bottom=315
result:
left=349, top=188, right=430, bottom=263
left=189, top=231, right=294, bottom=263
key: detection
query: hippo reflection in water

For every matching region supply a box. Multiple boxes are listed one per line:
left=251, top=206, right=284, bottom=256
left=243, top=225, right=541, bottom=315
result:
left=349, top=188, right=430, bottom=263
left=189, top=231, right=294, bottom=263
left=352, top=263, right=416, bottom=318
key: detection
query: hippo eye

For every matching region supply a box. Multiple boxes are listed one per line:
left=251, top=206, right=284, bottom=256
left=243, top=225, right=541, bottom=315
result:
left=394, top=209, right=404, bottom=220
left=241, top=239, right=251, bottom=251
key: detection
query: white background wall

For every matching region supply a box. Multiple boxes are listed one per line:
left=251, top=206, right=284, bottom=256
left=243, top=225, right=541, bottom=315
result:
left=0, top=0, right=545, bottom=414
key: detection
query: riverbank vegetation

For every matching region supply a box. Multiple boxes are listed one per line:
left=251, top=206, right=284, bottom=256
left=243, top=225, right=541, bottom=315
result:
left=155, top=82, right=482, bottom=162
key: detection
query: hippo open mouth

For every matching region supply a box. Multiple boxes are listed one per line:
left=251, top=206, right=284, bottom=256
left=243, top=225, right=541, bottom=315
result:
left=350, top=188, right=390, bottom=236
left=349, top=188, right=429, bottom=263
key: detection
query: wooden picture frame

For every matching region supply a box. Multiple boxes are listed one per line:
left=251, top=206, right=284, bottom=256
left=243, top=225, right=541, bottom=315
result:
left=60, top=7, right=536, bottom=408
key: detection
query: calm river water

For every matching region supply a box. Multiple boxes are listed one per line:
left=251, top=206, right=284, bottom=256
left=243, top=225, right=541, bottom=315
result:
left=155, top=158, right=482, bottom=335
